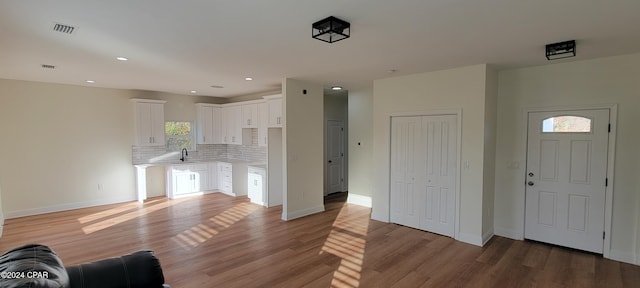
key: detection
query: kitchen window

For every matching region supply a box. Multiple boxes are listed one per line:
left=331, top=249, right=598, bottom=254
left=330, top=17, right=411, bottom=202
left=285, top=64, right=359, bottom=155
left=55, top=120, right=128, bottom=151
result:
left=165, top=121, right=195, bottom=151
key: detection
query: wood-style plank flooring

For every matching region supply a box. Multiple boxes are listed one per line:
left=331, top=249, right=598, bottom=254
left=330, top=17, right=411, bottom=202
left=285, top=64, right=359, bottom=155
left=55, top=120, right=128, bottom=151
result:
left=1, top=193, right=638, bottom=287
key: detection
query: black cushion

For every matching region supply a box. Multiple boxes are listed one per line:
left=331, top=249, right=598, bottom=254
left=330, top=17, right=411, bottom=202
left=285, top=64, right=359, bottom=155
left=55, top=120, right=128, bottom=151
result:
left=66, top=250, right=166, bottom=288
left=0, top=244, right=70, bottom=288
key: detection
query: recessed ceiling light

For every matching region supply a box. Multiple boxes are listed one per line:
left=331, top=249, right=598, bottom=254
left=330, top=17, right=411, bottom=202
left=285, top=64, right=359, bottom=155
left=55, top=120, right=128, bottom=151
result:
left=244, top=77, right=253, bottom=81
left=331, top=86, right=343, bottom=91
left=116, top=56, right=128, bottom=61
left=190, top=90, right=197, bottom=94
left=86, top=80, right=96, bottom=83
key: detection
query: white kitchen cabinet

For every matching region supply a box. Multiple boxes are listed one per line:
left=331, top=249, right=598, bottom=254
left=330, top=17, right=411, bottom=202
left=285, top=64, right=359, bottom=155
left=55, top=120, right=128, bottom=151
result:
left=213, top=106, right=226, bottom=144
left=224, top=106, right=243, bottom=145
left=132, top=99, right=166, bottom=146
left=248, top=166, right=267, bottom=206
left=218, top=162, right=233, bottom=195
left=196, top=104, right=216, bottom=144
left=166, top=163, right=209, bottom=198
left=241, top=103, right=258, bottom=128
left=264, top=95, right=282, bottom=128
left=258, top=102, right=268, bottom=146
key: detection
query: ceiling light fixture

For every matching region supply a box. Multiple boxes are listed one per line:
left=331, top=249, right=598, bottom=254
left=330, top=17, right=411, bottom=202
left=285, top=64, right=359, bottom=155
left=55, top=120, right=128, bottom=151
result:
left=190, top=90, right=197, bottom=94
left=116, top=56, right=129, bottom=61
left=331, top=86, right=343, bottom=91
left=244, top=77, right=253, bottom=81
left=312, top=16, right=350, bottom=43
left=86, top=80, right=95, bottom=83
left=546, top=40, right=576, bottom=60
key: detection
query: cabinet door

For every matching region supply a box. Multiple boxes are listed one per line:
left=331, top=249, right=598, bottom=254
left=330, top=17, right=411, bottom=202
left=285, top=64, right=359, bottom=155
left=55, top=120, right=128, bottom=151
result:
left=197, top=106, right=215, bottom=144
left=247, top=171, right=263, bottom=205
left=135, top=102, right=165, bottom=146
left=268, top=98, right=282, bottom=128
left=135, top=103, right=153, bottom=145
left=226, top=106, right=243, bottom=144
left=242, top=104, right=258, bottom=128
left=213, top=107, right=226, bottom=144
left=258, top=102, right=268, bottom=146
left=174, top=172, right=194, bottom=195
left=150, top=103, right=165, bottom=145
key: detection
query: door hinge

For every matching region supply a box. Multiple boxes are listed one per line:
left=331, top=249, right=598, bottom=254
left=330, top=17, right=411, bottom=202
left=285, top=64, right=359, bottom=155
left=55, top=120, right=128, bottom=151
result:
left=608, top=124, right=611, bottom=132
left=605, top=178, right=608, bottom=187
left=603, top=231, right=605, bottom=239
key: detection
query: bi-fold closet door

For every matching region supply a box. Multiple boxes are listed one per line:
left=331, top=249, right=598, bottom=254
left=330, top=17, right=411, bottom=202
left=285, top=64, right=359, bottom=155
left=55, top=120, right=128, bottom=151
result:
left=390, top=115, right=457, bottom=237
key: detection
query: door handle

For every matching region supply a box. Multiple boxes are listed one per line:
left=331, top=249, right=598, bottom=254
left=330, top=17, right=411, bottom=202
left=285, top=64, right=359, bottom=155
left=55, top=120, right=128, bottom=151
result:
left=328, top=160, right=333, bottom=163
left=527, top=181, right=534, bottom=186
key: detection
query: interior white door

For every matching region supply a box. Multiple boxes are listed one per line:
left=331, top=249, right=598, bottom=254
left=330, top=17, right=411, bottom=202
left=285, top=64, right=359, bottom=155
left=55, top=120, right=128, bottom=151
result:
left=390, top=116, right=421, bottom=229
left=419, top=115, right=457, bottom=236
left=390, top=114, right=457, bottom=236
left=326, top=120, right=345, bottom=195
left=525, top=109, right=609, bottom=253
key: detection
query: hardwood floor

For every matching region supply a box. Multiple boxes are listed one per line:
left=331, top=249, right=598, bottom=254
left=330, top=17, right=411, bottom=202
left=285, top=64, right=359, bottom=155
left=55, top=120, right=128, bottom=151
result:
left=1, top=193, right=638, bottom=287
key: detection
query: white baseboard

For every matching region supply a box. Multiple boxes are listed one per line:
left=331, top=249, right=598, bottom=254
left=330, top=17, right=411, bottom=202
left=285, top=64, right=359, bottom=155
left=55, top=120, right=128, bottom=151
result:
left=0, top=224, right=3, bottom=238
left=457, top=232, right=484, bottom=247
left=347, top=194, right=372, bottom=208
left=282, top=205, right=325, bottom=221
left=494, top=226, right=524, bottom=240
left=482, top=228, right=494, bottom=246
left=608, top=249, right=637, bottom=265
left=4, top=196, right=137, bottom=219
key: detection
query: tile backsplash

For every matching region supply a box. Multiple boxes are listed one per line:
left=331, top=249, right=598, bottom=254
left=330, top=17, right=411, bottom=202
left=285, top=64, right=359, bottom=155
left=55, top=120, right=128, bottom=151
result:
left=132, top=129, right=266, bottom=165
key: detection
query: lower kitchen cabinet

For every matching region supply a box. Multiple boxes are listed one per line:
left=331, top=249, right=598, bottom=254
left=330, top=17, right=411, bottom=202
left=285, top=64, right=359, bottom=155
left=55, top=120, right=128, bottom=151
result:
left=166, top=163, right=209, bottom=198
left=248, top=166, right=266, bottom=205
left=217, top=162, right=233, bottom=196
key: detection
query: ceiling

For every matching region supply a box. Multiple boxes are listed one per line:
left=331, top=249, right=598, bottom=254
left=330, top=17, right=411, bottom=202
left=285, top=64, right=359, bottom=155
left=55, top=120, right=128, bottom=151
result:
left=1, top=1, right=640, bottom=98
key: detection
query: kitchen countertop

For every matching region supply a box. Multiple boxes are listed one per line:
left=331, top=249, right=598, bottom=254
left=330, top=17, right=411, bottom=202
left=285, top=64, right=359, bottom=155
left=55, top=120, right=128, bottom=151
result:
left=134, top=159, right=266, bottom=168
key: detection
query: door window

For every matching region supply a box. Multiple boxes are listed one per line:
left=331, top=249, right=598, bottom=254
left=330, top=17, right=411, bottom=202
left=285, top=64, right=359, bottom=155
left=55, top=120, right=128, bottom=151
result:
left=542, top=116, right=592, bottom=133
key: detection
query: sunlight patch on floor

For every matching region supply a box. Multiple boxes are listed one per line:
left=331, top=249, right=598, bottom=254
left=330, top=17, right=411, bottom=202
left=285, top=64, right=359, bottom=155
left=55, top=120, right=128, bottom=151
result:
left=172, top=202, right=260, bottom=250
left=81, top=198, right=189, bottom=234
left=77, top=199, right=163, bottom=224
left=320, top=205, right=370, bottom=288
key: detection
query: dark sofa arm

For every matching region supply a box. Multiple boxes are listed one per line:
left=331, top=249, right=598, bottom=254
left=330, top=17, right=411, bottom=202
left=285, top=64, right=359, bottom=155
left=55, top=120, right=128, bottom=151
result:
left=66, top=250, right=169, bottom=288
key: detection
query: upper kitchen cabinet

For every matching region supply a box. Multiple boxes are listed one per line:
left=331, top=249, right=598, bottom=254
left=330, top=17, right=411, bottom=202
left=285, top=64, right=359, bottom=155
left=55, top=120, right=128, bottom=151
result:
left=225, top=105, right=243, bottom=145
left=241, top=103, right=259, bottom=128
left=258, top=102, right=268, bottom=147
left=131, top=99, right=166, bottom=146
left=196, top=104, right=219, bottom=144
left=264, top=95, right=282, bottom=128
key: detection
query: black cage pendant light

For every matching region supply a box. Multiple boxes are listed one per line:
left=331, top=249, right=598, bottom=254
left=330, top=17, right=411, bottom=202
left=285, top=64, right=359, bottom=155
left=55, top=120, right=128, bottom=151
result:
left=546, top=40, right=576, bottom=60
left=312, top=16, right=350, bottom=43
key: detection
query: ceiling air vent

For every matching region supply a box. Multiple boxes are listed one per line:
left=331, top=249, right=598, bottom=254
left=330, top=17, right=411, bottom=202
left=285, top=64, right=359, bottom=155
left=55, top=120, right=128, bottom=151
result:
left=53, top=23, right=75, bottom=34
left=41, top=64, right=56, bottom=69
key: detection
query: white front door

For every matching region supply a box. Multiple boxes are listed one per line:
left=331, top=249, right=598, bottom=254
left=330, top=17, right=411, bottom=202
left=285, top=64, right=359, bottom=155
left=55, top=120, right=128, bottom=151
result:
left=326, top=120, right=345, bottom=195
left=525, top=109, right=610, bottom=253
left=390, top=114, right=457, bottom=237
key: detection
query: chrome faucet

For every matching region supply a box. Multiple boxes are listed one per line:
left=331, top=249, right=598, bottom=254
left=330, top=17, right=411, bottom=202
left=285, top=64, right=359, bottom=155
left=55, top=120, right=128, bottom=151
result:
left=180, top=148, right=188, bottom=162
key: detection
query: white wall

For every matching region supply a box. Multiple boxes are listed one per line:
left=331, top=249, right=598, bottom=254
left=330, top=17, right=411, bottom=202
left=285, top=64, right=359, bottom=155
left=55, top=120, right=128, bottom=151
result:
left=482, top=67, right=498, bottom=242
left=494, top=53, right=640, bottom=264
left=347, top=84, right=373, bottom=207
left=0, top=79, right=137, bottom=217
left=372, top=64, right=493, bottom=245
left=0, top=182, right=4, bottom=236
left=282, top=79, right=324, bottom=220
